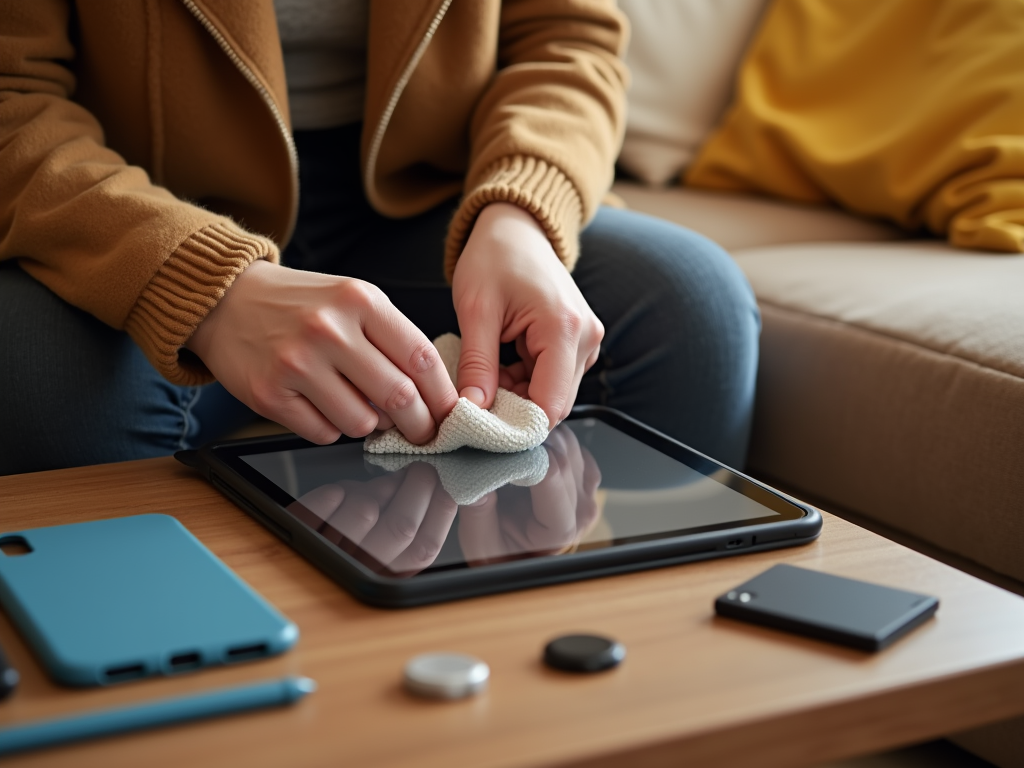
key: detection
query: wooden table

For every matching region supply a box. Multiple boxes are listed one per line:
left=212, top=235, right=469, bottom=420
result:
left=1, top=457, right=1023, bottom=768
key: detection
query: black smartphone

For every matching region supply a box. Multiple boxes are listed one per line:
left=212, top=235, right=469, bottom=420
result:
left=714, top=564, right=939, bottom=651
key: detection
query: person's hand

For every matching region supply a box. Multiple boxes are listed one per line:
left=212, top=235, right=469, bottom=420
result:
left=290, top=463, right=458, bottom=575
left=452, top=203, right=604, bottom=427
left=186, top=261, right=459, bottom=444
left=458, top=425, right=602, bottom=564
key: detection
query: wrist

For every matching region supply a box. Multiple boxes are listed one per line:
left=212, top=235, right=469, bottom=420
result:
left=476, top=202, right=545, bottom=233
left=184, top=258, right=272, bottom=357
left=466, top=203, right=560, bottom=266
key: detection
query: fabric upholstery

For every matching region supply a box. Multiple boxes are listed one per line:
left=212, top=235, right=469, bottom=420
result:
left=736, top=242, right=1024, bottom=377
left=732, top=242, right=1024, bottom=583
left=612, top=181, right=903, bottom=252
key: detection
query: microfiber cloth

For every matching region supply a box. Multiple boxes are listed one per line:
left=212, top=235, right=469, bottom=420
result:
left=364, top=334, right=550, bottom=455
left=364, top=447, right=550, bottom=505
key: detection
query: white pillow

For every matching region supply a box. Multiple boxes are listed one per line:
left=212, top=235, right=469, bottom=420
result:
left=618, top=0, right=770, bottom=186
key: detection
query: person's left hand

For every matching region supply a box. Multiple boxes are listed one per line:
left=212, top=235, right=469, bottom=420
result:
left=452, top=202, right=604, bottom=428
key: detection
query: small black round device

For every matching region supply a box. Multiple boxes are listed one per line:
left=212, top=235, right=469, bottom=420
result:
left=543, top=634, right=625, bottom=673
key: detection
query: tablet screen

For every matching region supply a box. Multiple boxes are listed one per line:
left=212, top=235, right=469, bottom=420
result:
left=233, top=416, right=802, bottom=578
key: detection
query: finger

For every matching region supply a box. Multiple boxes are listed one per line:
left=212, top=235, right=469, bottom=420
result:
left=526, top=334, right=578, bottom=428
left=356, top=461, right=436, bottom=566
left=502, top=360, right=530, bottom=386
left=256, top=387, right=348, bottom=448
left=559, top=321, right=602, bottom=424
left=515, top=336, right=537, bottom=379
left=371, top=404, right=395, bottom=431
left=361, top=300, right=459, bottom=426
left=498, top=367, right=516, bottom=391
left=385, top=483, right=458, bottom=575
left=560, top=361, right=589, bottom=424
left=288, top=367, right=383, bottom=441
left=456, top=303, right=504, bottom=409
left=337, top=341, right=438, bottom=446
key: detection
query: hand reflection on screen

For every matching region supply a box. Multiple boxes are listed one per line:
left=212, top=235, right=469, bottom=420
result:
left=290, top=424, right=602, bottom=575
left=290, top=461, right=458, bottom=575
left=458, top=425, right=602, bottom=564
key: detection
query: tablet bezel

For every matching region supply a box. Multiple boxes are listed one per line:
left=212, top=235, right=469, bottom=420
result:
left=182, top=406, right=821, bottom=607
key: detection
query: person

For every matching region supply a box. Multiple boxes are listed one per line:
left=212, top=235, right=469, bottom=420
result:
left=0, top=0, right=759, bottom=477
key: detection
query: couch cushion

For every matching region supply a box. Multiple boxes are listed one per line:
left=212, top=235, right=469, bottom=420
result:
left=616, top=0, right=769, bottom=186
left=733, top=241, right=1024, bottom=582
left=612, top=181, right=903, bottom=252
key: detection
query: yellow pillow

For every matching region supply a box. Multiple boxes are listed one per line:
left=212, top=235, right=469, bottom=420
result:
left=685, top=0, right=1024, bottom=253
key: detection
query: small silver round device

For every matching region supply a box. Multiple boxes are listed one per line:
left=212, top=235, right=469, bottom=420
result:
left=403, top=653, right=490, bottom=700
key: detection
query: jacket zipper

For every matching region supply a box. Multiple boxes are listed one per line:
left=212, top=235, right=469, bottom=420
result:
left=180, top=0, right=300, bottom=246
left=363, top=0, right=453, bottom=207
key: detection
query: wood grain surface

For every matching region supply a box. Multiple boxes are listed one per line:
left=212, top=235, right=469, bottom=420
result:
left=1, top=457, right=1023, bottom=768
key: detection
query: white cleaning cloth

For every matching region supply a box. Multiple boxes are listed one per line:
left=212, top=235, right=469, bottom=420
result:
left=364, top=447, right=550, bottom=505
left=363, top=334, right=550, bottom=455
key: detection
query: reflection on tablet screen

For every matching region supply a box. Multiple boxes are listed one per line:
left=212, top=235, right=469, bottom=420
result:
left=239, top=419, right=782, bottom=578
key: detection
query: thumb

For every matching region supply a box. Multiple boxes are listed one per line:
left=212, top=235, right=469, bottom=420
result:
left=456, top=309, right=503, bottom=409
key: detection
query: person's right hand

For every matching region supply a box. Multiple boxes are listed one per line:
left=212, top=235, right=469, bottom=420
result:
left=186, top=260, right=459, bottom=444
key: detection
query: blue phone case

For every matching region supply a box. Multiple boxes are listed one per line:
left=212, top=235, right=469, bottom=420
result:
left=0, top=515, right=298, bottom=686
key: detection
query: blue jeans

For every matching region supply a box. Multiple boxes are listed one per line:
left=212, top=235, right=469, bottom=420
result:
left=0, top=126, right=759, bottom=475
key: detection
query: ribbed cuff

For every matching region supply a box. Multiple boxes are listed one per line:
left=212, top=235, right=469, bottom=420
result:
left=124, top=221, right=280, bottom=386
left=445, top=156, right=584, bottom=281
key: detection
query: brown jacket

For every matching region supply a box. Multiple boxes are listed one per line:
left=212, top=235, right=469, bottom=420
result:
left=0, top=0, right=627, bottom=385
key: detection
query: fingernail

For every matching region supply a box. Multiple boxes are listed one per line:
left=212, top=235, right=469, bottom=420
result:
left=461, top=386, right=486, bottom=407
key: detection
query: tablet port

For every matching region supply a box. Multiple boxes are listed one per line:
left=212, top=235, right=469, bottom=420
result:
left=226, top=643, right=268, bottom=662
left=724, top=538, right=746, bottom=550
left=104, top=663, right=146, bottom=682
left=168, top=652, right=202, bottom=672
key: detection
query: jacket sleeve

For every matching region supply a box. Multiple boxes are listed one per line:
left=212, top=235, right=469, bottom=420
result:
left=0, top=0, right=278, bottom=386
left=444, top=0, right=629, bottom=279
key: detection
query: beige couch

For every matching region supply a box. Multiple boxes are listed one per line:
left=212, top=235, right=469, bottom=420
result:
left=611, top=2, right=1024, bottom=758
left=614, top=180, right=1024, bottom=766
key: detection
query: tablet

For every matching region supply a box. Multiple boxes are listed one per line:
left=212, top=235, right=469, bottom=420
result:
left=178, top=407, right=820, bottom=607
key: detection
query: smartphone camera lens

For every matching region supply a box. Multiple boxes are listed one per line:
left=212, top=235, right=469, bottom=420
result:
left=727, top=590, right=756, bottom=602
